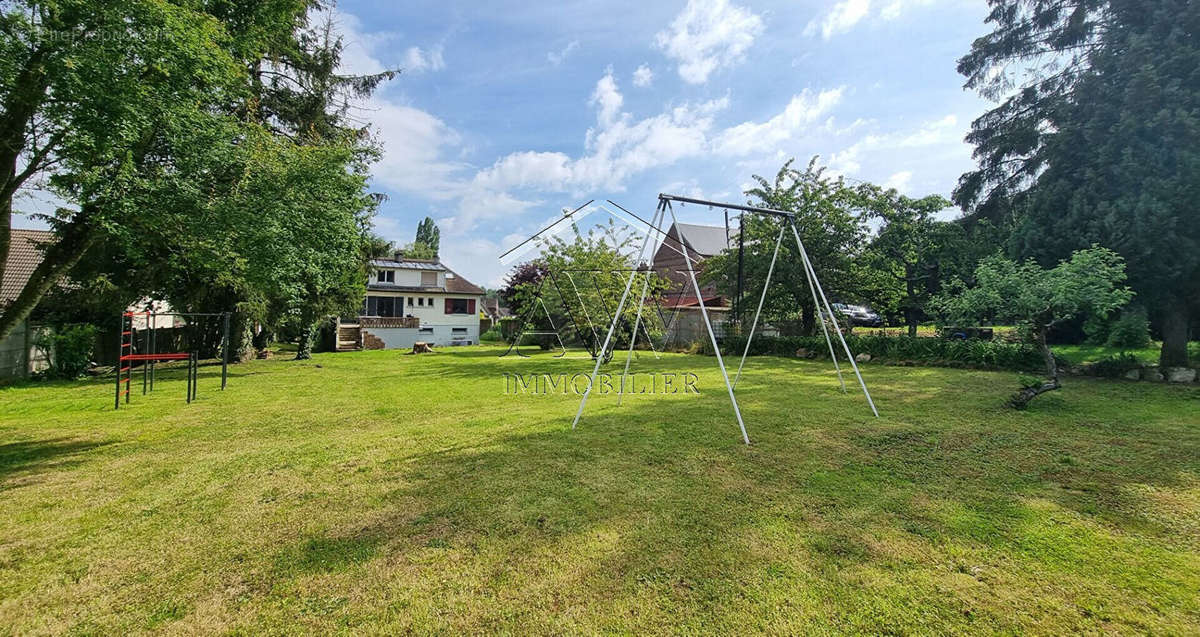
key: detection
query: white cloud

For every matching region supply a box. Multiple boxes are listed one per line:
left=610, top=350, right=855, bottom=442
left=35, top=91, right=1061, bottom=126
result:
left=828, top=114, right=967, bottom=181
left=547, top=40, right=579, bottom=66
left=884, top=170, right=912, bottom=192
left=367, top=99, right=466, bottom=196
left=591, top=70, right=624, bottom=128
left=880, top=0, right=937, bottom=20
left=713, top=87, right=845, bottom=156
left=469, top=71, right=728, bottom=201
left=654, top=0, right=764, bottom=84
left=632, top=64, right=654, bottom=87
left=806, top=0, right=941, bottom=39
left=804, top=0, right=870, bottom=40
left=403, top=45, right=445, bottom=73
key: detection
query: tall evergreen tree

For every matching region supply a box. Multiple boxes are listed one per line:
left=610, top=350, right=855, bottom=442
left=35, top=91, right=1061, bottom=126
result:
left=957, top=0, right=1199, bottom=366
left=414, top=216, right=440, bottom=257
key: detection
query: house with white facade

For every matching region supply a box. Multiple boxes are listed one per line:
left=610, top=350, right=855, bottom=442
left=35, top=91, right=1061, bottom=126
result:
left=337, top=256, right=485, bottom=350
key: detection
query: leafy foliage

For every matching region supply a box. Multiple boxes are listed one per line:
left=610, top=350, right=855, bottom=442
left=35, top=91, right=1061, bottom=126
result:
left=716, top=333, right=1048, bottom=372
left=858, top=187, right=960, bottom=335
left=1088, top=353, right=1141, bottom=379
left=33, top=324, right=98, bottom=379
left=701, top=157, right=869, bottom=335
left=958, top=0, right=1200, bottom=367
left=414, top=217, right=440, bottom=257
left=502, top=220, right=668, bottom=354
left=932, top=246, right=1132, bottom=406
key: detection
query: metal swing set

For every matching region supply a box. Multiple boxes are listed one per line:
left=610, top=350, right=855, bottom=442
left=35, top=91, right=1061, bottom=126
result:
left=113, top=310, right=232, bottom=409
left=500, top=194, right=878, bottom=445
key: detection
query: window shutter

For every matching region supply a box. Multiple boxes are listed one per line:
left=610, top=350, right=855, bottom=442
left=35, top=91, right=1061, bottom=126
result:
left=468, top=299, right=476, bottom=315
left=444, top=298, right=452, bottom=314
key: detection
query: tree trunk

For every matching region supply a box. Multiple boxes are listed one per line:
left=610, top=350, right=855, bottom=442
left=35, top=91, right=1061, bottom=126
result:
left=800, top=301, right=815, bottom=337
left=0, top=46, right=52, bottom=290
left=295, top=322, right=314, bottom=360
left=905, top=265, right=918, bottom=337
left=1159, top=297, right=1190, bottom=368
left=228, top=312, right=255, bottom=362
left=1010, top=325, right=1061, bottom=409
left=0, top=213, right=97, bottom=342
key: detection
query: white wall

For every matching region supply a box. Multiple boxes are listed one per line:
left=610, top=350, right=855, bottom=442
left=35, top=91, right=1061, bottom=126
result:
left=365, top=324, right=479, bottom=348
left=0, top=320, right=29, bottom=379
left=364, top=291, right=479, bottom=327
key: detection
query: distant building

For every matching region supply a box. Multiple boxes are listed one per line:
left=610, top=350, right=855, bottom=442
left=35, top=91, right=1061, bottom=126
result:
left=650, top=222, right=733, bottom=342
left=651, top=221, right=732, bottom=309
left=339, top=256, right=485, bottom=350
left=1, top=229, right=54, bottom=378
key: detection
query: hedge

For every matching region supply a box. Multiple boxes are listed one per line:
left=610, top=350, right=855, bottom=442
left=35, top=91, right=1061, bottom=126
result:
left=707, top=334, right=1050, bottom=373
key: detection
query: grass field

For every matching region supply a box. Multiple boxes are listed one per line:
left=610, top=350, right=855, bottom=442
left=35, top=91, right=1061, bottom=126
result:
left=1, top=346, right=1198, bottom=634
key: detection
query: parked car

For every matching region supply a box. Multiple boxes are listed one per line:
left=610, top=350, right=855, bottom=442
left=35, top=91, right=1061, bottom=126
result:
left=831, top=303, right=884, bottom=327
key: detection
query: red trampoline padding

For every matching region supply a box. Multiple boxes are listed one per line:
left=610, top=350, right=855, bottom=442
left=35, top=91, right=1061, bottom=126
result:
left=120, top=353, right=192, bottom=361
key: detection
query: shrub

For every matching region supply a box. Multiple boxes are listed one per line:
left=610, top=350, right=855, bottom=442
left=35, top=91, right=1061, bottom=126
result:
left=1089, top=353, right=1141, bottom=378
left=1104, top=306, right=1151, bottom=350
left=480, top=327, right=503, bottom=342
left=711, top=333, right=1047, bottom=372
left=34, top=324, right=99, bottom=379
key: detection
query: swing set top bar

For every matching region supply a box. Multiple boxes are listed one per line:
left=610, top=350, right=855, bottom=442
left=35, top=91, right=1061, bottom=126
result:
left=658, top=193, right=794, bottom=218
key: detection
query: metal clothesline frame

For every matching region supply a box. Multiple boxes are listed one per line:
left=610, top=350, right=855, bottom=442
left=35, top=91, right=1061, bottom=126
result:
left=571, top=194, right=878, bottom=445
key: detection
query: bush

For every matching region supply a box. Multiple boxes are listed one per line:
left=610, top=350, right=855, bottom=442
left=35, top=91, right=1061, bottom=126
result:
left=480, top=327, right=503, bottom=342
left=710, top=333, right=1047, bottom=372
left=34, top=324, right=99, bottom=379
left=1104, top=306, right=1151, bottom=350
left=1088, top=353, right=1141, bottom=378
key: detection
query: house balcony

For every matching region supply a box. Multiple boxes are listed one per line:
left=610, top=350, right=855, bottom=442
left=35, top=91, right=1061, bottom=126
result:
left=359, top=316, right=420, bottom=329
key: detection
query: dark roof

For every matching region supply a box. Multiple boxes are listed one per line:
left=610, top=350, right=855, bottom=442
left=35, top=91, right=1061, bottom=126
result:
left=369, top=258, right=446, bottom=271
left=2, top=229, right=54, bottom=306
left=670, top=222, right=730, bottom=257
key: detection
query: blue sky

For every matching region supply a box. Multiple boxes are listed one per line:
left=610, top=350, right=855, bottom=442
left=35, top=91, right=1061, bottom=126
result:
left=15, top=0, right=995, bottom=289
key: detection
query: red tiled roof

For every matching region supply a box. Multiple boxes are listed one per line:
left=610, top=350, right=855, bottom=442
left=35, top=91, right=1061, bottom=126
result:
left=444, top=268, right=485, bottom=295
left=2, top=229, right=54, bottom=306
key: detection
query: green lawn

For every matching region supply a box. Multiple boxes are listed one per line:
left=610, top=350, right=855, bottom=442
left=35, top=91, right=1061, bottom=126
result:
left=1, top=346, right=1198, bottom=634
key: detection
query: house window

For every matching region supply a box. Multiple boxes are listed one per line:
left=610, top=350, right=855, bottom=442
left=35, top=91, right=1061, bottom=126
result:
left=419, top=327, right=433, bottom=334
left=417, top=297, right=424, bottom=307
left=445, top=298, right=475, bottom=314
left=452, top=327, right=467, bottom=334
left=421, top=271, right=437, bottom=286
left=364, top=296, right=399, bottom=317
left=375, top=270, right=394, bottom=283
left=428, top=297, right=434, bottom=307
left=408, top=297, right=414, bottom=307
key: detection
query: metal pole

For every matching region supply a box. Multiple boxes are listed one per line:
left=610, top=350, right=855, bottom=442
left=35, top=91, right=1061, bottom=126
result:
left=114, top=314, right=122, bottom=410
left=734, top=224, right=785, bottom=390
left=666, top=201, right=750, bottom=445
left=729, top=217, right=739, bottom=328
left=791, top=221, right=878, bottom=417
left=149, top=313, right=156, bottom=392
left=571, top=208, right=659, bottom=430
left=788, top=221, right=847, bottom=393
left=617, top=202, right=665, bottom=406
left=141, top=325, right=147, bottom=395
left=221, top=311, right=230, bottom=390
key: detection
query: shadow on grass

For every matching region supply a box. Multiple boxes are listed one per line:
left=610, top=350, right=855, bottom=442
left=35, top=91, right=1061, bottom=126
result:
left=0, top=437, right=114, bottom=485
left=299, top=385, right=1200, bottom=630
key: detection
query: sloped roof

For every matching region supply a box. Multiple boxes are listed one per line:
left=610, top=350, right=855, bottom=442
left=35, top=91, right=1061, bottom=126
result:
left=2, top=229, right=54, bottom=306
left=444, top=268, right=484, bottom=295
left=369, top=258, right=447, bottom=271
left=671, top=222, right=730, bottom=257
